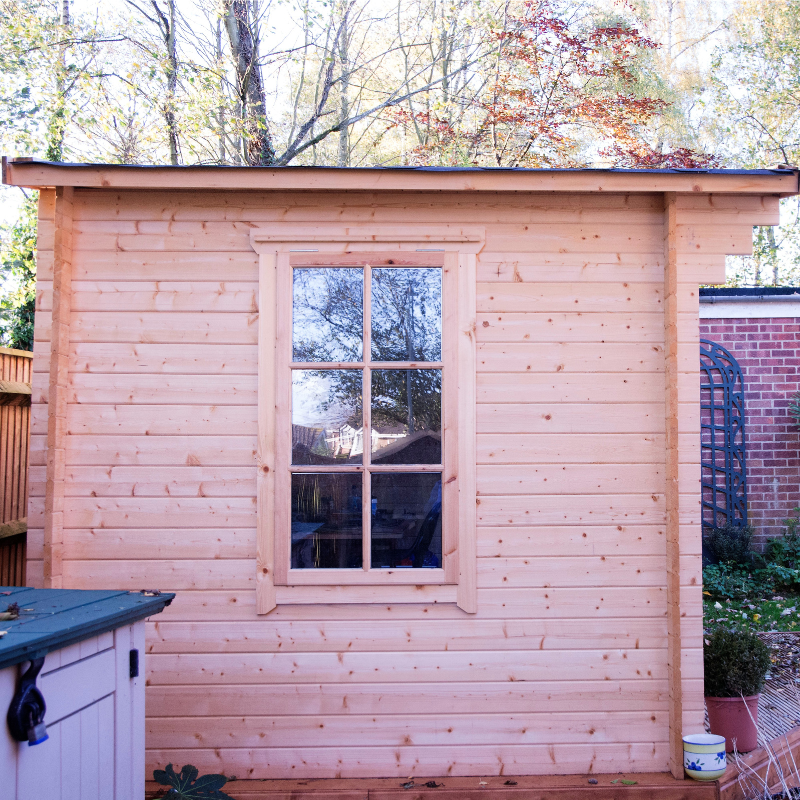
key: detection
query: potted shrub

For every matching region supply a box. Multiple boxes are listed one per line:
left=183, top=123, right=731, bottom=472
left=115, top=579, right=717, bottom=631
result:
left=704, top=627, right=771, bottom=752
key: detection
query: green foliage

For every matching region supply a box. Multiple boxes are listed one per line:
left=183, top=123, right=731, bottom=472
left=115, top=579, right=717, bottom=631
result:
left=0, top=195, right=37, bottom=351
left=703, top=627, right=771, bottom=697
left=759, top=511, right=800, bottom=591
left=703, top=563, right=770, bottom=601
left=704, top=524, right=755, bottom=566
left=703, top=515, right=800, bottom=599
left=766, top=512, right=800, bottom=568
left=153, top=764, right=235, bottom=800
left=759, top=563, right=800, bottom=593
left=790, top=392, right=800, bottom=433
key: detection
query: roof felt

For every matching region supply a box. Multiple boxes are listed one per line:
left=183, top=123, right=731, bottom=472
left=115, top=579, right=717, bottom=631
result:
left=0, top=587, right=174, bottom=669
left=4, top=157, right=798, bottom=193
left=3, top=157, right=796, bottom=175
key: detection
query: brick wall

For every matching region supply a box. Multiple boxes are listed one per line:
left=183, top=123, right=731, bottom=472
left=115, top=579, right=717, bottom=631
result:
left=699, top=316, right=800, bottom=548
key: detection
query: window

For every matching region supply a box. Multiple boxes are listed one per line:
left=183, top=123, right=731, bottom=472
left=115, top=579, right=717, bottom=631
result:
left=251, top=225, right=481, bottom=613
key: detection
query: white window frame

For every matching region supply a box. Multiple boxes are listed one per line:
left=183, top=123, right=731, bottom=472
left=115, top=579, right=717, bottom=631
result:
left=250, top=224, right=481, bottom=614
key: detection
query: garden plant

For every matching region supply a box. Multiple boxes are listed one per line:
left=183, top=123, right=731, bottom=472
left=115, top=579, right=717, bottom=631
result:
left=703, top=513, right=800, bottom=633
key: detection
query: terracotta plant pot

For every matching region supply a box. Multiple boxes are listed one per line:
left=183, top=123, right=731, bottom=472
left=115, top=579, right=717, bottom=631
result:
left=706, top=695, right=760, bottom=753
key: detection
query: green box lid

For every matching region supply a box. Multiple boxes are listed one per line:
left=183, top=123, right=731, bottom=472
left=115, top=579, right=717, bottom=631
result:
left=0, top=587, right=174, bottom=669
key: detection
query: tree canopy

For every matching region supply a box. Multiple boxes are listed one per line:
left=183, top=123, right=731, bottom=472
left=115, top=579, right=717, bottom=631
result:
left=1, top=0, right=799, bottom=348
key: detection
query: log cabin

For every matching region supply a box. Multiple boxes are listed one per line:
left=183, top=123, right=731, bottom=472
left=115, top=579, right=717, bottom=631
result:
left=3, top=158, right=798, bottom=785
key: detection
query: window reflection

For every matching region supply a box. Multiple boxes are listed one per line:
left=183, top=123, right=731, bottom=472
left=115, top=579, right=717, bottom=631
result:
left=289, top=262, right=445, bottom=574
left=371, top=370, right=441, bottom=464
left=292, top=370, right=363, bottom=464
left=371, top=473, right=441, bottom=568
left=291, top=473, right=363, bottom=569
left=293, top=268, right=363, bottom=362
left=372, top=268, right=441, bottom=362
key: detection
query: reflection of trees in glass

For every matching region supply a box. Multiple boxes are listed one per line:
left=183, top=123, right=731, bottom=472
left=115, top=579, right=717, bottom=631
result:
left=292, top=266, right=442, bottom=439
left=372, top=370, right=441, bottom=435
left=372, top=268, right=441, bottom=362
left=372, top=269, right=441, bottom=432
left=293, top=268, right=363, bottom=362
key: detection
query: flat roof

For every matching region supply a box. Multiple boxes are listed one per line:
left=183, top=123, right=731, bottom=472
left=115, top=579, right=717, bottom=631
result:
left=3, top=157, right=798, bottom=194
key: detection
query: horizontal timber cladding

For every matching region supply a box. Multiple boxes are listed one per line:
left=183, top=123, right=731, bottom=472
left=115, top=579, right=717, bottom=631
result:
left=30, top=186, right=773, bottom=780
left=145, top=679, right=689, bottom=713
left=145, top=744, right=670, bottom=780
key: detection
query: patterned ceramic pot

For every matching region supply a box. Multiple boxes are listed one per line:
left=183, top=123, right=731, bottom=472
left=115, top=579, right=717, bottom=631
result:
left=683, top=733, right=727, bottom=780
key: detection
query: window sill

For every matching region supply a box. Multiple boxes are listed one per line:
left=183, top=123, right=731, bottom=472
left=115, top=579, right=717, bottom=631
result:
left=281, top=568, right=448, bottom=586
left=274, top=583, right=458, bottom=606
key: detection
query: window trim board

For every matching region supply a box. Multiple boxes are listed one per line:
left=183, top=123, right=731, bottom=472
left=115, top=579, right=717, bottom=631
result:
left=251, top=224, right=481, bottom=613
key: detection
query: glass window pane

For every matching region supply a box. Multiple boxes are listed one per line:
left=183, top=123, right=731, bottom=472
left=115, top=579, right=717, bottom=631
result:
left=292, top=473, right=363, bottom=569
left=293, top=268, right=363, bottom=362
left=372, top=473, right=441, bottom=569
left=371, top=268, right=441, bottom=362
left=293, top=370, right=363, bottom=465
left=371, top=369, right=441, bottom=464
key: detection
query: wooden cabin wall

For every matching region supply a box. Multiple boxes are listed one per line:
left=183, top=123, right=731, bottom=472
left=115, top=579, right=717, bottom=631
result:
left=25, top=188, right=771, bottom=779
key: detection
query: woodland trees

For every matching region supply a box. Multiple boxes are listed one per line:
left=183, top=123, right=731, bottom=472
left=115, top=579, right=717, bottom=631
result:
left=0, top=0, right=723, bottom=169
left=710, top=0, right=800, bottom=286
left=1, top=0, right=800, bottom=346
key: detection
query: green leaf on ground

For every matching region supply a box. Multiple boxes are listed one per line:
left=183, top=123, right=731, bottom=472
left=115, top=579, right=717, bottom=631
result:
left=153, top=764, right=235, bottom=800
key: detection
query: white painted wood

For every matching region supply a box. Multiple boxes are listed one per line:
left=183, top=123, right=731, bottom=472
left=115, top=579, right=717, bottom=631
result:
left=1, top=621, right=147, bottom=799
left=114, top=622, right=134, bottom=800
left=131, top=621, right=146, bottom=800
left=17, top=712, right=61, bottom=799
left=0, top=667, right=18, bottom=790
left=98, top=694, right=116, bottom=799
left=60, top=711, right=81, bottom=799
left=700, top=297, right=800, bottom=318
left=41, top=648, right=116, bottom=723
left=79, top=700, right=100, bottom=800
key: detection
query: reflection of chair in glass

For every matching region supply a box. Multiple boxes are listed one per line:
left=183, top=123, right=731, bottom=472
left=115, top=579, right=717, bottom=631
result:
left=379, top=500, right=440, bottom=568
left=403, top=504, right=441, bottom=568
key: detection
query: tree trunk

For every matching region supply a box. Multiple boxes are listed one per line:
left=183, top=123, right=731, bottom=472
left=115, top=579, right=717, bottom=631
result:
left=45, top=0, right=70, bottom=161
left=216, top=17, right=227, bottom=164
left=766, top=225, right=779, bottom=285
left=223, top=0, right=276, bottom=165
left=337, top=0, right=350, bottom=167
left=164, top=0, right=180, bottom=165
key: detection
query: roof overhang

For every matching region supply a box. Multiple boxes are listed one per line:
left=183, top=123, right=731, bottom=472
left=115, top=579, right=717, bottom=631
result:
left=3, top=157, right=799, bottom=195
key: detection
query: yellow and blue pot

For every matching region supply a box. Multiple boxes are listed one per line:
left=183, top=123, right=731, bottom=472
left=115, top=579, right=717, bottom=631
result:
left=683, top=733, right=727, bottom=780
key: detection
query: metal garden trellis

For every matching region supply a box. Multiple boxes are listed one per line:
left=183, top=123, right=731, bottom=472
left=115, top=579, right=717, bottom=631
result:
left=700, top=339, right=747, bottom=529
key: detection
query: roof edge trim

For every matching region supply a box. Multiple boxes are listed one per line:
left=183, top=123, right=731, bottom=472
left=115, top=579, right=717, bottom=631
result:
left=3, top=158, right=798, bottom=194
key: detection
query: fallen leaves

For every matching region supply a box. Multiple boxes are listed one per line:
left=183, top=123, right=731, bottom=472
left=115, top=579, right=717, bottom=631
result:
left=0, top=602, right=20, bottom=621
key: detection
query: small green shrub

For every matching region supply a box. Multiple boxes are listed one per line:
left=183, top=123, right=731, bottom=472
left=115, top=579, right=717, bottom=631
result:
left=703, top=563, right=769, bottom=600
left=703, top=627, right=771, bottom=697
left=760, top=563, right=800, bottom=593
left=765, top=512, right=800, bottom=569
left=704, top=524, right=755, bottom=566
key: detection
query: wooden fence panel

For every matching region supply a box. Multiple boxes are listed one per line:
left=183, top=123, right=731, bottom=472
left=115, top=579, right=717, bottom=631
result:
left=0, top=346, right=32, bottom=585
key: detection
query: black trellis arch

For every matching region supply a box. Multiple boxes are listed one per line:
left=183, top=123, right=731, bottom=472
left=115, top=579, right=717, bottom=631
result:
left=700, top=339, right=747, bottom=528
